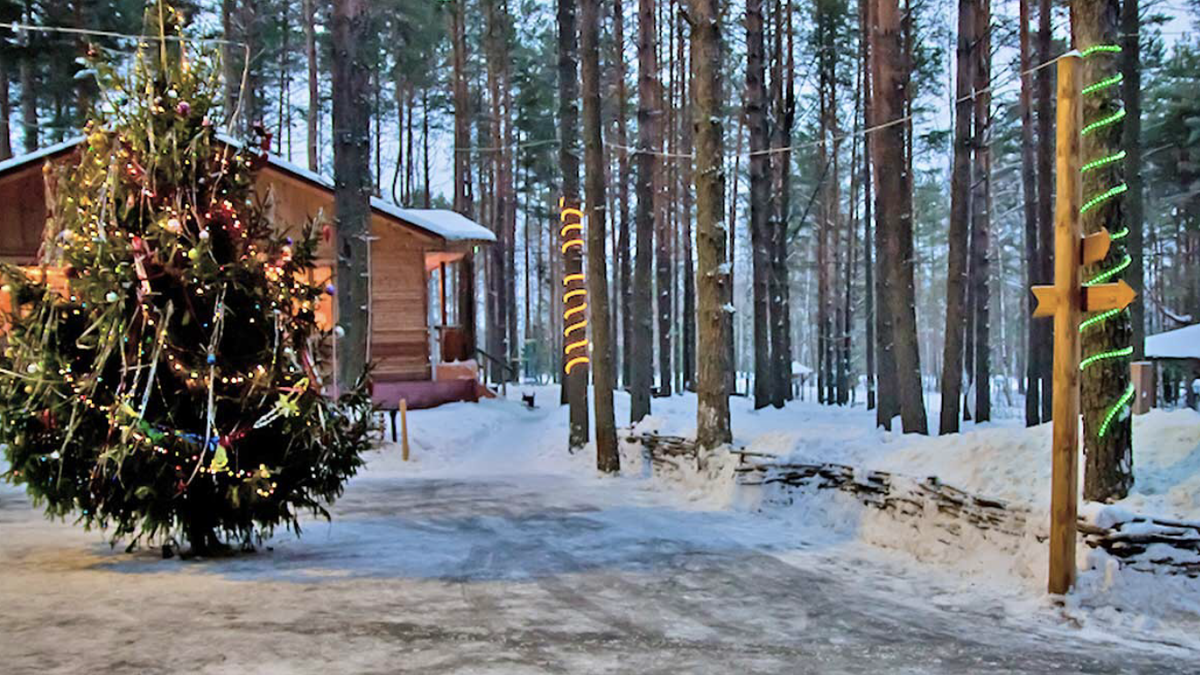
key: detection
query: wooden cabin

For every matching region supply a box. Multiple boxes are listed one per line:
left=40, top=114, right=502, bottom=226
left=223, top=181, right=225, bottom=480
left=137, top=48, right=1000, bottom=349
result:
left=0, top=135, right=495, bottom=409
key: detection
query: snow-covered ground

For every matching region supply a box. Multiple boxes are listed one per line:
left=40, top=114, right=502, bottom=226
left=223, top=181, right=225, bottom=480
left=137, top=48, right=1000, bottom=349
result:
left=616, top=386, right=1200, bottom=648
left=1, top=387, right=1198, bottom=672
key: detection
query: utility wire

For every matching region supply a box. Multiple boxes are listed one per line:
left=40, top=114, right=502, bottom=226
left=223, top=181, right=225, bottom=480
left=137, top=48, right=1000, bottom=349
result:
left=0, top=21, right=245, bottom=47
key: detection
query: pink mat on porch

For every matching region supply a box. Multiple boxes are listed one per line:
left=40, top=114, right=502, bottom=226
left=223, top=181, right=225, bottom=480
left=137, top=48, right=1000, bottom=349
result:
left=370, top=378, right=483, bottom=410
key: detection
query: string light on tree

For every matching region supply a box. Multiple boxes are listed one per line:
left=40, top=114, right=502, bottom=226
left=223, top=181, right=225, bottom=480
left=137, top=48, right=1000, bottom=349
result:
left=1078, top=42, right=1134, bottom=439
left=559, top=199, right=589, bottom=375
left=0, top=1, right=374, bottom=556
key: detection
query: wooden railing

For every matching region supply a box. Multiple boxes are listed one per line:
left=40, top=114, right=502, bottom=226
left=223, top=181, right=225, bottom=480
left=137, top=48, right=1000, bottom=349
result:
left=475, top=346, right=517, bottom=393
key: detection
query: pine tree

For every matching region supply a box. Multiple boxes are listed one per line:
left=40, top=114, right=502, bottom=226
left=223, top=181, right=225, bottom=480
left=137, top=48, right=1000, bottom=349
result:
left=0, top=3, right=374, bottom=555
left=301, top=0, right=319, bottom=172
left=629, top=0, right=658, bottom=423
left=557, top=0, right=589, bottom=448
left=581, top=0, right=619, bottom=472
left=331, top=0, right=371, bottom=388
left=1020, top=0, right=1041, bottom=427
left=691, top=0, right=732, bottom=450
left=1076, top=0, right=1134, bottom=501
left=939, top=0, right=975, bottom=435
left=1034, top=0, right=1054, bottom=422
left=746, top=0, right=771, bottom=410
left=970, top=0, right=992, bottom=423
left=870, top=0, right=927, bottom=434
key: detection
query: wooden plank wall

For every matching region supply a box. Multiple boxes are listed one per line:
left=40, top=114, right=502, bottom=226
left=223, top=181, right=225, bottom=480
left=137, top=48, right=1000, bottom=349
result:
left=257, top=170, right=433, bottom=381
left=0, top=164, right=51, bottom=264
left=0, top=155, right=439, bottom=383
left=369, top=224, right=430, bottom=380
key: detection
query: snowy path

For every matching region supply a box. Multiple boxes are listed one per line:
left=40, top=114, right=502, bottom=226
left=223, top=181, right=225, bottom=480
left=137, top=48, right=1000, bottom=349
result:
left=0, top=397, right=1195, bottom=673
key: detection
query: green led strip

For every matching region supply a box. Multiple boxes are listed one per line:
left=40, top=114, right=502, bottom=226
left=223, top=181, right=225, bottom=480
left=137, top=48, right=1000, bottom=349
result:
left=1082, top=73, right=1124, bottom=95
left=1085, top=254, right=1132, bottom=286
left=1080, top=346, right=1133, bottom=371
left=1080, top=308, right=1122, bottom=332
left=1099, top=384, right=1137, bottom=438
left=1081, top=150, right=1126, bottom=173
left=1081, top=44, right=1123, bottom=57
left=1080, top=183, right=1128, bottom=214
left=1080, top=43, right=1132, bottom=438
left=1082, top=108, right=1127, bottom=136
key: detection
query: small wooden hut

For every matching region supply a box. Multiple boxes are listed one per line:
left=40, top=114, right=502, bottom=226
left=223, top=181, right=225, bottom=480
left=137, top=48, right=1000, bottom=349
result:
left=1143, top=323, right=1200, bottom=411
left=0, top=135, right=495, bottom=409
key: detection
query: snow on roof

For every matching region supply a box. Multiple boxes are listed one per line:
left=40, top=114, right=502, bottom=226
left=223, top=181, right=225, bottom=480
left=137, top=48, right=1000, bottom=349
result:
left=214, top=134, right=495, bottom=244
left=0, top=133, right=495, bottom=244
left=791, top=361, right=813, bottom=375
left=0, top=136, right=85, bottom=176
left=372, top=206, right=496, bottom=243
left=1146, top=323, right=1200, bottom=360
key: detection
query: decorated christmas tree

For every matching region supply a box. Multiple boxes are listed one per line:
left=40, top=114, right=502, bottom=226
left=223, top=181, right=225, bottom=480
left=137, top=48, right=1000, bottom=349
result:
left=0, top=2, right=375, bottom=555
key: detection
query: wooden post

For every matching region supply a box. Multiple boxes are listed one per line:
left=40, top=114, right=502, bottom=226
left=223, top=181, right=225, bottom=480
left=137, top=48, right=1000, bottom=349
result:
left=400, top=398, right=410, bottom=461
left=439, top=261, right=448, bottom=327
left=1130, top=361, right=1155, bottom=414
left=1048, top=54, right=1082, bottom=596
left=1031, top=52, right=1137, bottom=595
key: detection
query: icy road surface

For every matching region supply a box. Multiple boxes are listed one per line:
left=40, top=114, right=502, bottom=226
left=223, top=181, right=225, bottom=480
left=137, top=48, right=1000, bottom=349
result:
left=0, top=397, right=1195, bottom=674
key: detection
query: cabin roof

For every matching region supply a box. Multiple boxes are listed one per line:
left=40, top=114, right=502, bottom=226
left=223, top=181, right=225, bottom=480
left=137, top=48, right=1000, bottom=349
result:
left=1146, top=323, right=1200, bottom=361
left=0, top=136, right=83, bottom=174
left=0, top=134, right=496, bottom=245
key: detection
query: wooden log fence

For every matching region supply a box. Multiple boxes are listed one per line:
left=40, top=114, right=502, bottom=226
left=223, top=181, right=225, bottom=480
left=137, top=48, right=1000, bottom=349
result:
left=624, top=431, right=1200, bottom=578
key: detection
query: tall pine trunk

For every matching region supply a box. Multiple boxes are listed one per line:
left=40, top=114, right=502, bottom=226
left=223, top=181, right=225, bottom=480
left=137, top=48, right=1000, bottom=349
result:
left=680, top=11, right=696, bottom=393
left=1122, top=0, right=1143, bottom=359
left=0, top=52, right=12, bottom=161
left=222, top=0, right=238, bottom=127
left=614, top=0, right=633, bottom=389
left=691, top=0, right=732, bottom=450
left=557, top=0, right=588, bottom=447
left=331, top=0, right=371, bottom=389
left=1035, top=0, right=1054, bottom=421
left=630, top=0, right=659, bottom=423
left=861, top=0, right=875, bottom=411
left=866, top=0, right=897, bottom=428
left=655, top=11, right=674, bottom=399
left=769, top=0, right=795, bottom=408
left=450, top=0, right=476, bottom=354
left=939, top=0, right=975, bottom=435
left=277, top=1, right=289, bottom=154
left=581, top=0, right=619, bottom=473
left=18, top=12, right=36, bottom=153
left=1020, top=0, right=1041, bottom=426
left=746, top=0, right=772, bottom=409
left=1075, top=0, right=1133, bottom=501
left=971, top=0, right=992, bottom=423
left=302, top=0, right=319, bottom=172
left=485, top=0, right=517, bottom=383
left=871, top=0, right=927, bottom=434
left=720, top=111, right=739, bottom=393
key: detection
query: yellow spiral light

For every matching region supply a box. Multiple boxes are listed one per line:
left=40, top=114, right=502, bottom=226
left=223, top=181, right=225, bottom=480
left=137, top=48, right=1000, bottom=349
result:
left=560, top=199, right=589, bottom=375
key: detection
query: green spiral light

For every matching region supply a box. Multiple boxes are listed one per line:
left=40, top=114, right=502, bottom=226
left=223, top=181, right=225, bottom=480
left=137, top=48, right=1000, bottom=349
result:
left=1079, top=44, right=1131, bottom=439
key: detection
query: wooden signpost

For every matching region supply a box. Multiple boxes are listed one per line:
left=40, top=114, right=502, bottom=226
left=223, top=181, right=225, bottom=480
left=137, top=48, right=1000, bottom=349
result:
left=1031, top=54, right=1137, bottom=595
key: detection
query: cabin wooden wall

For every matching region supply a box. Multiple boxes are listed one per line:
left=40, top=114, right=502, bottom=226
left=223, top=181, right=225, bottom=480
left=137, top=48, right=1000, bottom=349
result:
left=1, top=155, right=441, bottom=383
left=257, top=169, right=434, bottom=381
left=369, top=222, right=431, bottom=380
left=0, top=163, right=52, bottom=264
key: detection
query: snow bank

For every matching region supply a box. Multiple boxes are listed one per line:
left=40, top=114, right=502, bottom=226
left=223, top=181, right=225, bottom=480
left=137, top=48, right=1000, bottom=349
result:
left=714, top=406, right=1200, bottom=648
left=861, top=408, right=1200, bottom=523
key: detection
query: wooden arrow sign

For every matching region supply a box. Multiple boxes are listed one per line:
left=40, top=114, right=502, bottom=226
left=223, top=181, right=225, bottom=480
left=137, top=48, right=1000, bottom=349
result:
left=1083, top=279, right=1137, bottom=312
left=1031, top=285, right=1059, bottom=318
left=1082, top=228, right=1111, bottom=265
